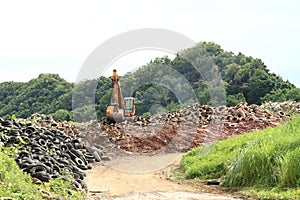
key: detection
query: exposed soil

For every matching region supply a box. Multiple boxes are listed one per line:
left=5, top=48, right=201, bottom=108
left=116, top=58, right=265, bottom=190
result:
left=85, top=154, right=246, bottom=200
left=78, top=103, right=285, bottom=199
left=82, top=119, right=279, bottom=155
left=79, top=103, right=284, bottom=154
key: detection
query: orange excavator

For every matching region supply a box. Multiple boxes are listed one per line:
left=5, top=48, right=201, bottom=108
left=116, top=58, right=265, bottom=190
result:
left=106, top=69, right=135, bottom=122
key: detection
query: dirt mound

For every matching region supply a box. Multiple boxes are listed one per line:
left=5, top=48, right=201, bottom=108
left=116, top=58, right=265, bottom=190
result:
left=80, top=102, right=287, bottom=154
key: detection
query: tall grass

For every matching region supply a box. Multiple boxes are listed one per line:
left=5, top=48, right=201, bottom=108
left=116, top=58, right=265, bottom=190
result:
left=280, top=147, right=300, bottom=187
left=223, top=116, right=300, bottom=187
left=181, top=115, right=300, bottom=189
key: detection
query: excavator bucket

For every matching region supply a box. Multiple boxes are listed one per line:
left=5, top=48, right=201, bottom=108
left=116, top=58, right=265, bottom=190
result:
left=106, top=104, right=123, bottom=123
left=110, top=111, right=124, bottom=123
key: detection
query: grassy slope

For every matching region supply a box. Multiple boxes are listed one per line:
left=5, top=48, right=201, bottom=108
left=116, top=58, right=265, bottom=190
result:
left=180, top=115, right=300, bottom=199
left=0, top=147, right=84, bottom=200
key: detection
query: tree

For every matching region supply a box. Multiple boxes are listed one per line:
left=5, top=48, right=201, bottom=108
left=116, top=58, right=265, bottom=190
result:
left=286, top=88, right=300, bottom=101
left=227, top=93, right=246, bottom=107
left=51, top=109, right=72, bottom=121
left=0, top=42, right=298, bottom=121
left=261, top=89, right=288, bottom=103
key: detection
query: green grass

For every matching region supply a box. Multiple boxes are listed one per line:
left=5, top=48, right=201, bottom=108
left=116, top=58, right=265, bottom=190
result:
left=242, top=187, right=300, bottom=200
left=180, top=115, right=300, bottom=199
left=0, top=147, right=84, bottom=200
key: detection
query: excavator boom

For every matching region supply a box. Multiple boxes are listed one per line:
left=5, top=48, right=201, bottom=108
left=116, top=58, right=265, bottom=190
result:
left=106, top=69, right=135, bottom=122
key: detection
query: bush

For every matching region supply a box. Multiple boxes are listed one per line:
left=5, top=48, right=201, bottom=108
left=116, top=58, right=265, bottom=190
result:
left=51, top=109, right=72, bottom=121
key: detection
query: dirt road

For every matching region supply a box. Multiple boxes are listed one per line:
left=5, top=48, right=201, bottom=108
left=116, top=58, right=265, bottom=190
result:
left=84, top=153, right=244, bottom=200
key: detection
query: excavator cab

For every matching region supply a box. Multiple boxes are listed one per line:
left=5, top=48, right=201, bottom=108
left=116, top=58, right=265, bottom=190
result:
left=105, top=69, right=135, bottom=122
left=124, top=97, right=135, bottom=117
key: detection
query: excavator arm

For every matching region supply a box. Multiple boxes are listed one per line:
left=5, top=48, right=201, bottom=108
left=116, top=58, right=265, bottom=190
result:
left=106, top=69, right=135, bottom=122
left=106, top=69, right=124, bottom=122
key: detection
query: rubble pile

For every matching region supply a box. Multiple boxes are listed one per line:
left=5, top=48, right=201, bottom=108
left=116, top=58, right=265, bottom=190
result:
left=83, top=102, right=290, bottom=153
left=29, top=113, right=80, bottom=137
left=261, top=101, right=300, bottom=115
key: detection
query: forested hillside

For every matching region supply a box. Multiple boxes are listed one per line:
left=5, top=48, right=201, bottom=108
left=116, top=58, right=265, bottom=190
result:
left=0, top=74, right=73, bottom=119
left=116, top=42, right=300, bottom=116
left=1, top=42, right=299, bottom=121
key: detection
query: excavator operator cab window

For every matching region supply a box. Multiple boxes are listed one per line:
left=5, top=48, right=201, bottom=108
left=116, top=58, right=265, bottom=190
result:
left=124, top=98, right=133, bottom=110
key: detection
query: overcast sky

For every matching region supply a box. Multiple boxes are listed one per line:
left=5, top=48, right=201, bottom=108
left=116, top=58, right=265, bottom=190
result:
left=0, top=0, right=299, bottom=86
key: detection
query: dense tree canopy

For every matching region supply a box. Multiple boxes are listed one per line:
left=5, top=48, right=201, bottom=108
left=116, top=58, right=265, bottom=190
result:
left=0, top=42, right=299, bottom=121
left=0, top=74, right=73, bottom=119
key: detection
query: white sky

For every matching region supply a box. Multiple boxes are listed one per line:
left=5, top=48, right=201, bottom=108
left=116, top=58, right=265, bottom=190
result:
left=0, top=0, right=299, bottom=86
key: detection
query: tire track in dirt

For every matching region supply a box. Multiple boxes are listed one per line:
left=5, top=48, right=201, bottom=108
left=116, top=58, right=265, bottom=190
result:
left=85, top=154, right=244, bottom=200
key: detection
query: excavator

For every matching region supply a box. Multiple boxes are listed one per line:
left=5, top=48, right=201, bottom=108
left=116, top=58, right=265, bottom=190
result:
left=106, top=69, right=135, bottom=122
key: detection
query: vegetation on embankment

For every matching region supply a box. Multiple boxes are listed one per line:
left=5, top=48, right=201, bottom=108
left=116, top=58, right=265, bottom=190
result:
left=179, top=115, right=300, bottom=199
left=1, top=42, right=300, bottom=121
left=0, top=147, right=84, bottom=200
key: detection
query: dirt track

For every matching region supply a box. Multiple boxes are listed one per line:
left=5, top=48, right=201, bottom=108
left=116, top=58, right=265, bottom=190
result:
left=84, top=153, right=244, bottom=200
left=80, top=103, right=285, bottom=199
